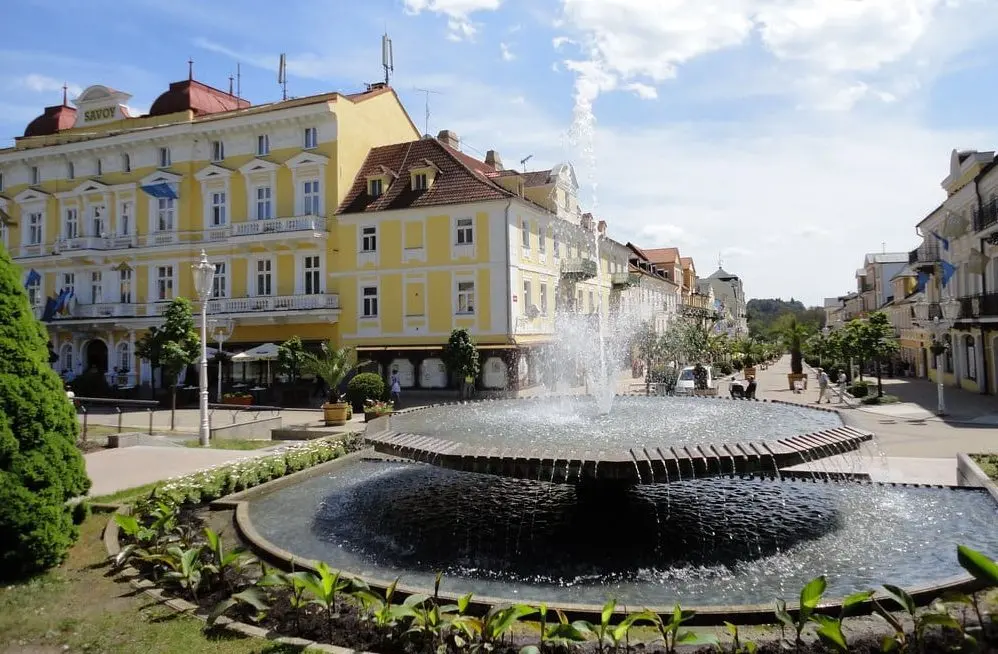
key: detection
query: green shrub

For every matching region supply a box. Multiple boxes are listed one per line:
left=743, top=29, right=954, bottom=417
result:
left=716, top=361, right=733, bottom=376
left=0, top=248, right=91, bottom=579
left=848, top=380, right=870, bottom=398
left=347, top=372, right=385, bottom=411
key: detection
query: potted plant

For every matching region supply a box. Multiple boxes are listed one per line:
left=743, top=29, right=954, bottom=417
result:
left=347, top=372, right=386, bottom=412
left=364, top=398, right=394, bottom=422
left=781, top=315, right=810, bottom=390
left=742, top=354, right=756, bottom=380
left=304, top=341, right=361, bottom=426
left=221, top=392, right=253, bottom=406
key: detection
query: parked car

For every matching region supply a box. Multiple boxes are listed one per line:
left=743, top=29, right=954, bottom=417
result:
left=674, top=365, right=715, bottom=395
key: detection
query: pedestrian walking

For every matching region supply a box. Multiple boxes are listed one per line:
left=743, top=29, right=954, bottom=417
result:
left=836, top=370, right=847, bottom=403
left=815, top=368, right=831, bottom=404
left=390, top=369, right=402, bottom=409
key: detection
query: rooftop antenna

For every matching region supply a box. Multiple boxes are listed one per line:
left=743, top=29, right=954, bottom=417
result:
left=236, top=63, right=241, bottom=99
left=188, top=57, right=194, bottom=81
left=717, top=251, right=723, bottom=269
left=382, top=31, right=394, bottom=86
left=228, top=74, right=234, bottom=96
left=413, top=87, right=441, bottom=136
left=520, top=154, right=533, bottom=172
left=62, top=83, right=68, bottom=106
left=278, top=53, right=288, bottom=101
left=882, top=241, right=886, bottom=253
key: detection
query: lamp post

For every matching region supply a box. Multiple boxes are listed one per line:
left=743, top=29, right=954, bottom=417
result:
left=192, top=250, right=216, bottom=447
left=913, top=296, right=961, bottom=415
left=210, top=318, right=234, bottom=403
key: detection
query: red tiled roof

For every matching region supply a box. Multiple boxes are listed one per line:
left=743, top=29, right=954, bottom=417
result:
left=680, top=256, right=693, bottom=268
left=522, top=170, right=552, bottom=186
left=23, top=104, right=77, bottom=137
left=337, top=137, right=514, bottom=214
left=149, top=79, right=249, bottom=117
left=640, top=247, right=680, bottom=265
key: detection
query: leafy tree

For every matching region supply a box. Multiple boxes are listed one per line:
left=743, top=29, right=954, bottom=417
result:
left=846, top=312, right=898, bottom=397
left=277, top=336, right=308, bottom=384
left=135, top=298, right=199, bottom=430
left=0, top=248, right=90, bottom=579
left=776, top=314, right=811, bottom=375
left=634, top=321, right=663, bottom=393
left=442, top=328, right=480, bottom=396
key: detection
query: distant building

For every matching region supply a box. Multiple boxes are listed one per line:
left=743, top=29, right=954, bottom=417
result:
left=702, top=266, right=747, bottom=336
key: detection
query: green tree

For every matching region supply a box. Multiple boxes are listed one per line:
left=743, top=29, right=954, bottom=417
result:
left=634, top=321, right=663, bottom=394
left=847, top=312, right=898, bottom=397
left=277, top=336, right=308, bottom=384
left=0, top=248, right=90, bottom=579
left=776, top=314, right=811, bottom=375
left=304, top=341, right=361, bottom=403
left=442, top=328, right=480, bottom=397
left=135, top=298, right=199, bottom=430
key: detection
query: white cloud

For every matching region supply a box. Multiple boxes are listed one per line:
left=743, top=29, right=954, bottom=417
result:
left=17, top=74, right=81, bottom=98
left=403, top=0, right=503, bottom=40
left=192, top=37, right=372, bottom=82
left=623, top=82, right=657, bottom=100
left=500, top=42, right=515, bottom=61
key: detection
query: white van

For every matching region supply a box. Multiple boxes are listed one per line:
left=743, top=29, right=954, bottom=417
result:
left=674, top=365, right=714, bottom=396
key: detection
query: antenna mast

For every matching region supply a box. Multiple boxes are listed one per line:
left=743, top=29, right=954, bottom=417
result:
left=520, top=154, right=533, bottom=172
left=236, top=63, right=241, bottom=99
left=382, top=32, right=394, bottom=86
left=413, top=87, right=441, bottom=136
left=278, top=53, right=288, bottom=101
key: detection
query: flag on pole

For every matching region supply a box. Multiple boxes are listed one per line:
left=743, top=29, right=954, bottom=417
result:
left=41, top=297, right=58, bottom=322
left=929, top=230, right=950, bottom=251
left=24, top=269, right=40, bottom=289
left=915, top=271, right=930, bottom=293
left=940, top=260, right=958, bottom=288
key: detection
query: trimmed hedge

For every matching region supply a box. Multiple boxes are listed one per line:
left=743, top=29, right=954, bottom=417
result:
left=0, top=247, right=91, bottom=579
left=347, top=372, right=385, bottom=411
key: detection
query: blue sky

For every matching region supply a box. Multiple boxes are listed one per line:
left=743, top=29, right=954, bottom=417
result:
left=2, top=0, right=998, bottom=304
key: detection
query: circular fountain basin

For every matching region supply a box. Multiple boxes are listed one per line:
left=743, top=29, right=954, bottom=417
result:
left=247, top=457, right=998, bottom=611
left=369, top=397, right=869, bottom=483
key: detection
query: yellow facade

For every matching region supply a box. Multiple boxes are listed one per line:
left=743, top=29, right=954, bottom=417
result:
left=0, top=82, right=419, bottom=387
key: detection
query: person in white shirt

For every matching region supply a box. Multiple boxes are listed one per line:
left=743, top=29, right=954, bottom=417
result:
left=836, top=370, right=847, bottom=403
left=816, top=368, right=831, bottom=404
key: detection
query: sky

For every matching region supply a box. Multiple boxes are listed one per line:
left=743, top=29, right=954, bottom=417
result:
left=2, top=0, right=998, bottom=305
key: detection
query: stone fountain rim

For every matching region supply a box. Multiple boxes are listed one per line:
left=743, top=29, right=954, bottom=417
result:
left=221, top=449, right=990, bottom=626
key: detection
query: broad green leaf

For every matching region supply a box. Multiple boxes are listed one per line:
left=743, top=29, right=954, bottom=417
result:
left=811, top=615, right=847, bottom=653
left=207, top=597, right=237, bottom=626
left=545, top=622, right=587, bottom=642
left=919, top=612, right=961, bottom=631
left=800, top=576, right=827, bottom=610
left=840, top=589, right=874, bottom=618
left=881, top=584, right=916, bottom=615
left=957, top=545, right=998, bottom=586
left=601, top=598, right=617, bottom=626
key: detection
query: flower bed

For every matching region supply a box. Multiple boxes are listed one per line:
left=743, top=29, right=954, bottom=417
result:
left=106, top=434, right=998, bottom=654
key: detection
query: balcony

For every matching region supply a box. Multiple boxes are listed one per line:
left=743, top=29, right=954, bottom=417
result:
left=561, top=258, right=598, bottom=281
left=55, top=235, right=139, bottom=253
left=973, top=198, right=998, bottom=234
left=908, top=240, right=941, bottom=270
left=610, top=271, right=640, bottom=288
left=957, top=293, right=998, bottom=319
left=230, top=215, right=327, bottom=240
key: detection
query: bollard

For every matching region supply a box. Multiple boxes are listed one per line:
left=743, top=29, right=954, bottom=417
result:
left=116, top=407, right=123, bottom=433
left=147, top=408, right=154, bottom=435
left=81, top=406, right=88, bottom=442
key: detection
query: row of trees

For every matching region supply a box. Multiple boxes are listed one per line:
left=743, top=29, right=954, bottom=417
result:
left=804, top=311, right=899, bottom=398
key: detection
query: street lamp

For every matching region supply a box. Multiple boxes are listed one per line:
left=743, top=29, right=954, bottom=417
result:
left=210, top=318, right=234, bottom=403
left=913, top=296, right=961, bottom=415
left=192, top=250, right=216, bottom=447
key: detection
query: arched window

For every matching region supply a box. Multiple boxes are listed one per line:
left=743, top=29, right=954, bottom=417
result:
left=943, top=334, right=953, bottom=373
left=965, top=335, right=977, bottom=380
left=115, top=341, right=132, bottom=373
left=59, top=342, right=74, bottom=375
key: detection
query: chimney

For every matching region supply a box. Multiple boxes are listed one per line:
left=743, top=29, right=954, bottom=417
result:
left=437, top=129, right=459, bottom=150
left=485, top=149, right=503, bottom=170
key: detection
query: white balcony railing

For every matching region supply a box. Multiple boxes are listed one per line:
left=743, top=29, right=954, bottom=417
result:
left=515, top=315, right=554, bottom=334
left=55, top=235, right=139, bottom=252
left=230, top=215, right=326, bottom=238
left=74, top=303, right=138, bottom=318
left=146, top=293, right=339, bottom=317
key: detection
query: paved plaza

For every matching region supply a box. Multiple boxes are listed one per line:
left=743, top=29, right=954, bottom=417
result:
left=80, top=358, right=997, bottom=497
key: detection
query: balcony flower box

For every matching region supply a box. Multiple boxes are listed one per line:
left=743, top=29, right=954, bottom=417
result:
left=364, top=399, right=395, bottom=422
left=222, top=392, right=253, bottom=406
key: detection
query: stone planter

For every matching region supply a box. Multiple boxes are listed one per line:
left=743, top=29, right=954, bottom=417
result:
left=365, top=410, right=394, bottom=423
left=743, top=366, right=757, bottom=379
left=223, top=395, right=253, bottom=406
left=787, top=373, right=807, bottom=390
left=322, top=402, right=349, bottom=426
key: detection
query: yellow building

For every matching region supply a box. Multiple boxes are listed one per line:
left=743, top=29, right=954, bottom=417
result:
left=0, top=76, right=419, bottom=389
left=333, top=130, right=629, bottom=390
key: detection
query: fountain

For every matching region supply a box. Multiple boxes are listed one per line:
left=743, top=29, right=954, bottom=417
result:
left=242, top=80, right=998, bottom=615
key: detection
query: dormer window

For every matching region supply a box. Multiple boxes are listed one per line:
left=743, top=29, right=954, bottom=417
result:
left=67, top=161, right=75, bottom=180
left=413, top=173, right=428, bottom=191
left=211, top=140, right=225, bottom=162
left=158, top=147, right=171, bottom=168
left=31, top=166, right=39, bottom=185
left=96, top=158, right=103, bottom=176
left=369, top=178, right=384, bottom=197
left=257, top=134, right=270, bottom=156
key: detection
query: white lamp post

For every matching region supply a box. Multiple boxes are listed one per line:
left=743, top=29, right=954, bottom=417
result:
left=913, top=296, right=961, bottom=415
left=192, top=250, right=216, bottom=447
left=210, top=318, right=234, bottom=403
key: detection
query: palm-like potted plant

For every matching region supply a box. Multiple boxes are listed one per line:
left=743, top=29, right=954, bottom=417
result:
left=304, top=341, right=361, bottom=426
left=780, top=315, right=811, bottom=390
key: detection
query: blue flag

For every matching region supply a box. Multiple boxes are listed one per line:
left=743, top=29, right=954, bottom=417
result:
left=941, top=260, right=957, bottom=288
left=41, top=297, right=58, bottom=322
left=140, top=182, right=178, bottom=199
left=929, top=230, right=950, bottom=251
left=915, top=271, right=929, bottom=293
left=24, top=269, right=40, bottom=288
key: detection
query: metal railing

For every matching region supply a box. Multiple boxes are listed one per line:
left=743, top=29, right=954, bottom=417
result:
left=74, top=396, right=160, bottom=441
left=958, top=293, right=998, bottom=319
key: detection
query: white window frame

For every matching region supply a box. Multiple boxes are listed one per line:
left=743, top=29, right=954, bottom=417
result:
left=64, top=207, right=79, bottom=240
left=360, top=225, right=378, bottom=253
left=456, top=279, right=475, bottom=315
left=456, top=217, right=473, bottom=245
left=538, top=226, right=546, bottom=253
left=115, top=341, right=132, bottom=373
left=523, top=279, right=532, bottom=312
left=412, top=172, right=428, bottom=190
left=156, top=197, right=175, bottom=231
left=195, top=165, right=233, bottom=236
left=300, top=254, right=323, bottom=295
left=284, top=152, right=329, bottom=219
left=254, top=185, right=273, bottom=220
left=89, top=202, right=106, bottom=237
left=67, top=161, right=75, bottom=180
left=540, top=282, right=548, bottom=315
left=158, top=147, right=171, bottom=168
left=369, top=178, right=383, bottom=197
left=59, top=342, right=74, bottom=374
left=119, top=267, right=132, bottom=303
left=257, top=134, right=270, bottom=156
left=212, top=261, right=228, bottom=299
left=31, top=166, right=39, bottom=185
left=210, top=191, right=227, bottom=226
left=211, top=140, right=225, bottom=162
left=303, top=127, right=317, bottom=149
left=25, top=275, right=42, bottom=308
left=361, top=285, right=379, bottom=318
left=90, top=270, right=103, bottom=304
left=155, top=264, right=175, bottom=301
left=27, top=211, right=43, bottom=245
left=118, top=199, right=133, bottom=236
left=302, top=179, right=321, bottom=216
left=121, top=153, right=131, bottom=172
left=238, top=159, right=279, bottom=224
left=521, top=219, right=530, bottom=249
left=253, top=257, right=274, bottom=297
left=142, top=172, right=181, bottom=241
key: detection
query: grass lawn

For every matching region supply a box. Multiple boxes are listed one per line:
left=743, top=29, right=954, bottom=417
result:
left=88, top=481, right=166, bottom=505
left=181, top=439, right=276, bottom=451
left=971, top=453, right=998, bottom=480
left=0, top=516, right=303, bottom=654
